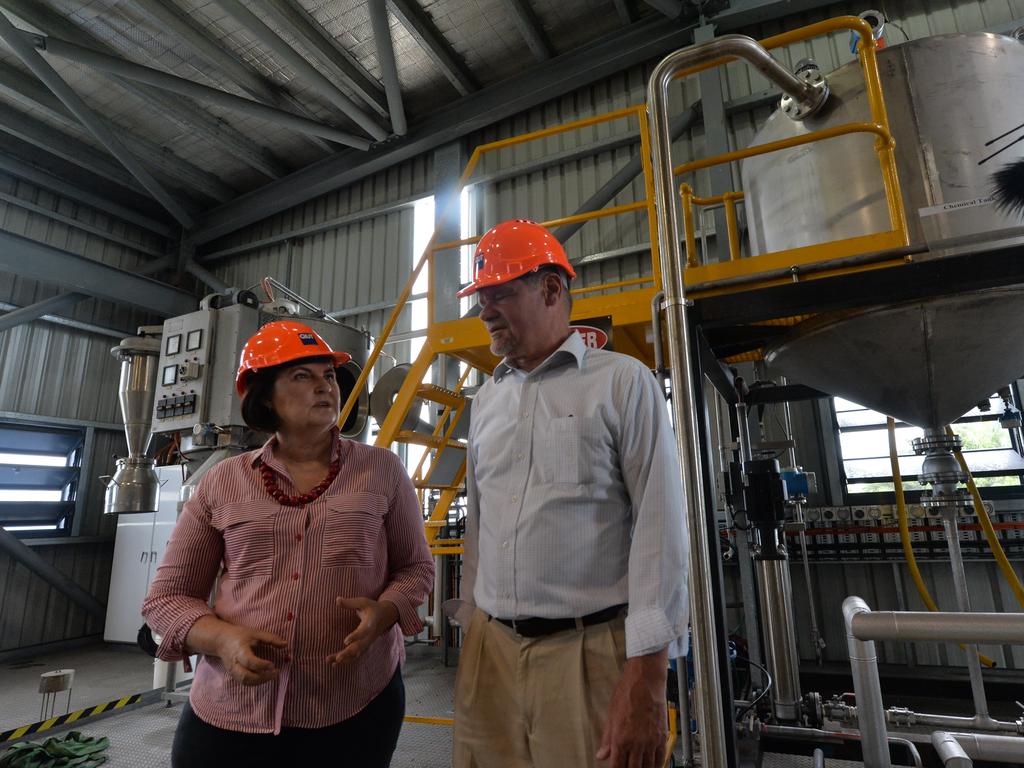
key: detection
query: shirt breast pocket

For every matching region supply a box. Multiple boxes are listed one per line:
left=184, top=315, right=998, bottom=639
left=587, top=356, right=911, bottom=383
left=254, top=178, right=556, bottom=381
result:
left=320, top=495, right=387, bottom=569
left=536, top=416, right=599, bottom=485
left=220, top=505, right=276, bottom=579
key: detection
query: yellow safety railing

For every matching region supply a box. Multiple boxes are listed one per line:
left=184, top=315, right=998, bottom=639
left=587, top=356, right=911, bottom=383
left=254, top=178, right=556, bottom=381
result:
left=339, top=103, right=663, bottom=434
left=680, top=185, right=745, bottom=265
left=673, top=16, right=909, bottom=288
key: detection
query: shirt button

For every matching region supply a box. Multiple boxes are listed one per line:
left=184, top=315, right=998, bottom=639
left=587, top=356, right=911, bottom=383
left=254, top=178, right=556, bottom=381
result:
left=286, top=612, right=294, bottom=621
left=516, top=453, right=523, bottom=460
left=284, top=654, right=291, bottom=663
left=502, top=540, right=509, bottom=549
left=521, top=411, right=529, bottom=418
left=292, top=572, right=299, bottom=580
left=295, top=533, right=302, bottom=542
left=512, top=495, right=519, bottom=503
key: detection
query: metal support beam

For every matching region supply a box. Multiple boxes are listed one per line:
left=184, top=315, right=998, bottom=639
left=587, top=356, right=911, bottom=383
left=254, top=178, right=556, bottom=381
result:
left=0, top=527, right=107, bottom=620
left=0, top=106, right=145, bottom=193
left=0, top=13, right=195, bottom=229
left=255, top=0, right=389, bottom=119
left=507, top=0, right=555, bottom=61
left=184, top=260, right=230, bottom=295
left=644, top=0, right=686, bottom=19
left=216, top=0, right=387, bottom=141
left=192, top=14, right=696, bottom=243
left=368, top=0, right=407, bottom=136
left=387, top=0, right=478, bottom=95
left=433, top=141, right=467, bottom=325
left=0, top=292, right=87, bottom=333
left=131, top=0, right=333, bottom=153
left=612, top=0, right=633, bottom=25
left=0, top=229, right=196, bottom=316
left=0, top=151, right=173, bottom=238
left=0, top=59, right=233, bottom=202
left=694, top=24, right=733, bottom=264
left=0, top=0, right=288, bottom=180
left=553, top=103, right=702, bottom=245
left=0, top=299, right=127, bottom=339
left=30, top=34, right=371, bottom=151
left=0, top=189, right=164, bottom=256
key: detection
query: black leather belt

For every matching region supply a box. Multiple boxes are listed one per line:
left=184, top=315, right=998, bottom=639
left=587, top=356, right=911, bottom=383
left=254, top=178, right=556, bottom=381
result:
left=492, top=604, right=626, bottom=638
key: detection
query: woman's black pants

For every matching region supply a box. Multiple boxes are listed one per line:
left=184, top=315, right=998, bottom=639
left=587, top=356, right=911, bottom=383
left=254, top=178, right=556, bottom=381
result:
left=171, top=666, right=405, bottom=768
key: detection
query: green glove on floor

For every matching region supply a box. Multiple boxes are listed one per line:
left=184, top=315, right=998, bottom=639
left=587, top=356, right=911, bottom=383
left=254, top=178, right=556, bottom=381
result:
left=0, top=731, right=109, bottom=768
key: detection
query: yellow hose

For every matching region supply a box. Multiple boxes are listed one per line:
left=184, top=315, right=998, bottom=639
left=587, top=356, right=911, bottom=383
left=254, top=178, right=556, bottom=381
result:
left=945, top=425, right=1024, bottom=610
left=887, top=418, right=997, bottom=668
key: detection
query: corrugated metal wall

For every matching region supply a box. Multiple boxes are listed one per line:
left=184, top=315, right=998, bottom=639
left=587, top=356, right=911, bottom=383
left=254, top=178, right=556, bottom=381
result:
left=0, top=171, right=165, bottom=653
left=0, top=541, right=112, bottom=653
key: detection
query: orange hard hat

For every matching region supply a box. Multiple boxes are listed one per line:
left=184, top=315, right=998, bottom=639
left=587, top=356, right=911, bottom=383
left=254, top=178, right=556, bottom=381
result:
left=456, top=219, right=576, bottom=298
left=235, top=320, right=352, bottom=396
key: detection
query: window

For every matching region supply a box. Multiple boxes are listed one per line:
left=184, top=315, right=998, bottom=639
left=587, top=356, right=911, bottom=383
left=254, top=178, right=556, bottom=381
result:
left=0, top=423, right=84, bottom=534
left=834, top=393, right=1024, bottom=499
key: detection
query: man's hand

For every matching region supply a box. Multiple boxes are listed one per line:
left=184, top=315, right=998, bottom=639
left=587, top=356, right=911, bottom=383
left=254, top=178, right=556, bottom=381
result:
left=596, top=649, right=669, bottom=768
left=212, top=623, right=288, bottom=686
left=328, top=597, right=400, bottom=666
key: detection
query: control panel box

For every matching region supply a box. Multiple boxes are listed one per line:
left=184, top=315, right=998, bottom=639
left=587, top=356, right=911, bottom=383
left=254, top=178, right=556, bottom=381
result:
left=151, top=304, right=259, bottom=434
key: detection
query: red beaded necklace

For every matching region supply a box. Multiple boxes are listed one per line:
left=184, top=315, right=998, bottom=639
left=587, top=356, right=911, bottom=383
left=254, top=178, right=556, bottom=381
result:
left=259, top=456, right=341, bottom=507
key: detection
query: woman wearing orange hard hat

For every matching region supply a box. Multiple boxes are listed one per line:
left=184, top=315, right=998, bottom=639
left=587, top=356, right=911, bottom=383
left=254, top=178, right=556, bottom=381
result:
left=143, top=319, right=434, bottom=767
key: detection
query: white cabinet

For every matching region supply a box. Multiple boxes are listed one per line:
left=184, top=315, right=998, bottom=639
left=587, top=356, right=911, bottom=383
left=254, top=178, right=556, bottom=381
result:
left=104, top=465, right=185, bottom=643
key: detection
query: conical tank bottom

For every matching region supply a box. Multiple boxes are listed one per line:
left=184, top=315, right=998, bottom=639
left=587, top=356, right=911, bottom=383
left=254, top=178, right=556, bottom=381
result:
left=764, top=287, right=1024, bottom=429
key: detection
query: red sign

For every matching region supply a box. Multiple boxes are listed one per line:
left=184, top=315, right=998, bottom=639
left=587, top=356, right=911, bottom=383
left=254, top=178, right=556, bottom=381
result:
left=572, top=325, right=609, bottom=350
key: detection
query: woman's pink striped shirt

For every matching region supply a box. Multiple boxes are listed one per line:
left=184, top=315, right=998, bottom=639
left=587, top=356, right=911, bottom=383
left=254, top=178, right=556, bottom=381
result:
left=142, top=431, right=434, bottom=734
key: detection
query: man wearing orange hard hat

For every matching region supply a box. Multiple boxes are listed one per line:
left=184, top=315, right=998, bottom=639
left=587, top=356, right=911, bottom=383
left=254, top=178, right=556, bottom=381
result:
left=448, top=220, right=689, bottom=768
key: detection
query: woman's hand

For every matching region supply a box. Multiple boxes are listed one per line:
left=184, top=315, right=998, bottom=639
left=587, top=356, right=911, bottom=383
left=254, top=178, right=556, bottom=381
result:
left=216, top=624, right=289, bottom=685
left=327, top=597, right=400, bottom=666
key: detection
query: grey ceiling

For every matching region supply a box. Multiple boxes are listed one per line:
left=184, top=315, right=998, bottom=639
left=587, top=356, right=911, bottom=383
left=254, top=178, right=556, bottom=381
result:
left=0, top=0, right=658, bottom=239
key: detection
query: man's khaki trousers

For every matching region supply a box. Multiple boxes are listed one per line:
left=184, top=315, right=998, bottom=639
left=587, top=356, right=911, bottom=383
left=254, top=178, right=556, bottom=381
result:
left=452, top=607, right=626, bottom=768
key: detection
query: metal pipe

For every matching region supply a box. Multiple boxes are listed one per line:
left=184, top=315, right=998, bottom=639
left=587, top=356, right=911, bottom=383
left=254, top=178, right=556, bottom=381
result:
left=675, top=661, right=693, bottom=766
left=214, top=0, right=387, bottom=141
left=851, top=610, right=1024, bottom=644
left=887, top=710, right=1020, bottom=733
left=755, top=558, right=802, bottom=721
left=943, top=732, right=1024, bottom=762
left=0, top=14, right=195, bottom=229
left=432, top=554, right=444, bottom=637
left=648, top=36, right=742, bottom=768
left=779, top=375, right=824, bottom=664
left=763, top=725, right=923, bottom=767
left=367, top=0, right=406, bottom=136
left=932, top=731, right=974, bottom=767
left=30, top=33, right=372, bottom=150
left=650, top=291, right=666, bottom=384
left=843, top=597, right=892, bottom=768
left=0, top=528, right=106, bottom=619
left=941, top=510, right=990, bottom=718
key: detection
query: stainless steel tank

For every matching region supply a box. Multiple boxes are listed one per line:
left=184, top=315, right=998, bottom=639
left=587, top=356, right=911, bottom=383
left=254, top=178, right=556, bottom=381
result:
left=741, top=33, right=1024, bottom=256
left=305, top=317, right=371, bottom=442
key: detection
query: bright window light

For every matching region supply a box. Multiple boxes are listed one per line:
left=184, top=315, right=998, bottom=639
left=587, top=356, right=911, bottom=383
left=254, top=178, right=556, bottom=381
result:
left=0, top=452, right=67, bottom=467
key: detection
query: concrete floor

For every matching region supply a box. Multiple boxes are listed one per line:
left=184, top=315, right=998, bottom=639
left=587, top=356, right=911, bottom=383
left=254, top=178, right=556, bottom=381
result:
left=0, top=641, right=455, bottom=766
left=0, top=641, right=920, bottom=767
left=0, top=642, right=154, bottom=731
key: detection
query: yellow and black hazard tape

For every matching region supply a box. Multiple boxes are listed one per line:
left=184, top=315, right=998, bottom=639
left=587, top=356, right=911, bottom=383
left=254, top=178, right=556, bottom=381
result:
left=0, top=694, right=143, bottom=743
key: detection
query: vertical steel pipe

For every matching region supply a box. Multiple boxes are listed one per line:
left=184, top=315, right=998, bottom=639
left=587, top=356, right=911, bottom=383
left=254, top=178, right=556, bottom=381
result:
left=843, top=597, right=892, bottom=768
left=755, top=559, right=802, bottom=720
left=941, top=510, right=991, bottom=719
